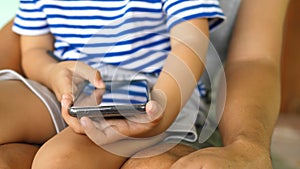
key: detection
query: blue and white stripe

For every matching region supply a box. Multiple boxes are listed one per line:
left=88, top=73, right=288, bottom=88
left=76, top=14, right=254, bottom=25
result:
left=13, top=0, right=224, bottom=74
left=82, top=80, right=149, bottom=106
left=102, top=80, right=149, bottom=106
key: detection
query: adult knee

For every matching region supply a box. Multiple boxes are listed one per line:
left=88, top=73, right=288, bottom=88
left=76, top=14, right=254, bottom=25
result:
left=122, top=154, right=177, bottom=169
left=121, top=143, right=196, bottom=169
left=121, top=146, right=179, bottom=169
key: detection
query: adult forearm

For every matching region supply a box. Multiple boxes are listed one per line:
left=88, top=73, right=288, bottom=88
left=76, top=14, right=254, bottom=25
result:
left=219, top=60, right=280, bottom=149
left=218, top=0, right=289, bottom=150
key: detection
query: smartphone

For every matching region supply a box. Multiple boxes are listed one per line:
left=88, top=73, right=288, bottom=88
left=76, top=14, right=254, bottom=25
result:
left=69, top=79, right=150, bottom=118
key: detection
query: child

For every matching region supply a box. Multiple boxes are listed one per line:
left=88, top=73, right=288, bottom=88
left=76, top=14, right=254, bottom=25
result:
left=0, top=0, right=224, bottom=168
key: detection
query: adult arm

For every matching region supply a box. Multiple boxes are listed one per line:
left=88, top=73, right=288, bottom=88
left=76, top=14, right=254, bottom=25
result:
left=171, top=0, right=289, bottom=168
left=220, top=0, right=289, bottom=152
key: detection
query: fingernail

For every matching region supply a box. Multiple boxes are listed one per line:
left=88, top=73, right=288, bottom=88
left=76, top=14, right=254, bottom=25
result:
left=62, top=94, right=72, bottom=100
left=61, top=98, right=70, bottom=108
left=149, top=102, right=158, bottom=115
left=80, top=117, right=87, bottom=127
left=61, top=100, right=67, bottom=108
left=97, top=80, right=106, bottom=89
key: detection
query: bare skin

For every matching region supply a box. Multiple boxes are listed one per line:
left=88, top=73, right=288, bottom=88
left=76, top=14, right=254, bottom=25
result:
left=0, top=81, right=175, bottom=169
left=122, top=143, right=197, bottom=169
left=122, top=0, right=290, bottom=169
left=0, top=15, right=209, bottom=168
left=0, top=0, right=292, bottom=168
left=0, top=144, right=39, bottom=169
left=0, top=81, right=129, bottom=169
left=0, top=80, right=55, bottom=168
left=0, top=20, right=23, bottom=75
left=32, top=128, right=128, bottom=169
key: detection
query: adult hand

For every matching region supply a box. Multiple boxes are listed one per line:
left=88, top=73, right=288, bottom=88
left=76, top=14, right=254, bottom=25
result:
left=170, top=140, right=272, bottom=169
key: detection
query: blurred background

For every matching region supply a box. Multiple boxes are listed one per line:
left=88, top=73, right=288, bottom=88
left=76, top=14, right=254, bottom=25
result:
left=273, top=0, right=300, bottom=168
left=0, top=1, right=18, bottom=28
left=0, top=0, right=299, bottom=168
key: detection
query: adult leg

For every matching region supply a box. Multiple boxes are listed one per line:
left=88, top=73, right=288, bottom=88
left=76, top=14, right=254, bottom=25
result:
left=0, top=80, right=56, bottom=169
left=32, top=127, right=127, bottom=169
left=0, top=19, right=23, bottom=75
left=121, top=143, right=197, bottom=169
left=280, top=0, right=300, bottom=114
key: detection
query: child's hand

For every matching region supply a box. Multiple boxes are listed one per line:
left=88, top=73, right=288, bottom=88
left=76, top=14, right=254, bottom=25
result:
left=48, top=61, right=105, bottom=133
left=79, top=90, right=166, bottom=146
left=48, top=61, right=105, bottom=102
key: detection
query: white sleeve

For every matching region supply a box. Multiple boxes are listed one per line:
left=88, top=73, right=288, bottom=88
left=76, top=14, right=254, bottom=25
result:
left=13, top=0, right=49, bottom=36
left=162, top=0, right=226, bottom=31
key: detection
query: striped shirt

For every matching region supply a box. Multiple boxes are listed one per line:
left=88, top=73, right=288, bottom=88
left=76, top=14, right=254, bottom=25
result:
left=13, top=0, right=224, bottom=75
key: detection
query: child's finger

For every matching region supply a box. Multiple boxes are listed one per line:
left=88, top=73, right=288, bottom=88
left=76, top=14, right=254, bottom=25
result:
left=145, top=100, right=164, bottom=123
left=73, top=62, right=105, bottom=89
left=118, top=100, right=164, bottom=125
left=80, top=116, right=126, bottom=146
left=97, top=115, right=160, bottom=138
left=52, top=69, right=74, bottom=102
left=61, top=93, right=84, bottom=133
left=92, top=88, right=105, bottom=105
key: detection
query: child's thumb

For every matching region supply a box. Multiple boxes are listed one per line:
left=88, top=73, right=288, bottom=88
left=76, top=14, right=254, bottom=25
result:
left=146, top=101, right=164, bottom=123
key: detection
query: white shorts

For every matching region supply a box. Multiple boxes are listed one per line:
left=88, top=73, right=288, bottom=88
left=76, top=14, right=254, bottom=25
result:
left=0, top=69, right=66, bottom=132
left=0, top=68, right=209, bottom=143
